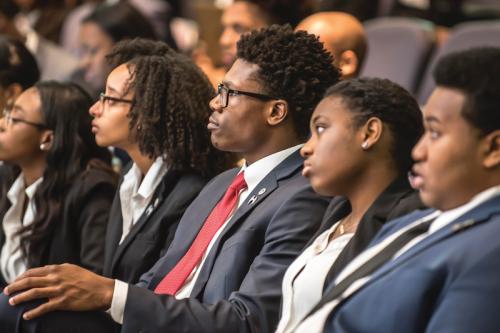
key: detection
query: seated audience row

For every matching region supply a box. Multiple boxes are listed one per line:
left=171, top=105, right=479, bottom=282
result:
left=0, top=25, right=498, bottom=333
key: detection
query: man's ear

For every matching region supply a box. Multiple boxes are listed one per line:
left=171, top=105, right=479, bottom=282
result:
left=359, top=117, right=383, bottom=150
left=483, top=130, right=500, bottom=169
left=267, top=100, right=288, bottom=126
left=338, top=50, right=359, bottom=79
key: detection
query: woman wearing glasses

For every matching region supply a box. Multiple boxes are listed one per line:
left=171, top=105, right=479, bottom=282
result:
left=0, top=81, right=117, bottom=288
left=89, top=38, right=232, bottom=285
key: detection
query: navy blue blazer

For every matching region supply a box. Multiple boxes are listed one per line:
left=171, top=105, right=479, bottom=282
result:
left=318, top=192, right=500, bottom=333
left=121, top=151, right=329, bottom=333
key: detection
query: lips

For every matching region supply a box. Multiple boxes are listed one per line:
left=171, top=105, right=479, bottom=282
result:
left=302, top=160, right=312, bottom=177
left=91, top=121, right=99, bottom=134
left=207, top=116, right=220, bottom=131
left=409, top=168, right=424, bottom=189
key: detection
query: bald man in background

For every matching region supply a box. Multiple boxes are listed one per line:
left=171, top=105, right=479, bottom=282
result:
left=296, top=12, right=367, bottom=79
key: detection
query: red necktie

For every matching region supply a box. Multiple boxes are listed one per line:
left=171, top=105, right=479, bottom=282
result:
left=154, top=172, right=247, bottom=295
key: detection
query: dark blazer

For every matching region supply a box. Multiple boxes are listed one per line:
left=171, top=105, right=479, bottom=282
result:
left=318, top=176, right=425, bottom=287
left=121, top=151, right=329, bottom=333
left=103, top=168, right=207, bottom=283
left=317, top=193, right=500, bottom=333
left=0, top=166, right=117, bottom=286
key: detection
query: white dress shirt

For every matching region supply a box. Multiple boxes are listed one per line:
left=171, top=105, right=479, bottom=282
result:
left=276, top=220, right=353, bottom=333
left=110, top=144, right=303, bottom=324
left=293, top=185, right=500, bottom=333
left=0, top=174, right=43, bottom=283
left=118, top=156, right=168, bottom=244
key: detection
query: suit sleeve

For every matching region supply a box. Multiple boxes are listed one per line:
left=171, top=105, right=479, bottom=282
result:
left=121, top=184, right=329, bottom=333
left=425, top=241, right=500, bottom=333
left=77, top=171, right=117, bottom=274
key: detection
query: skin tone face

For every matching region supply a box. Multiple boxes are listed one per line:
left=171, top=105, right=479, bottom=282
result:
left=412, top=87, right=499, bottom=211
left=301, top=96, right=366, bottom=196
left=0, top=88, right=46, bottom=165
left=295, top=12, right=365, bottom=79
left=208, top=58, right=277, bottom=163
left=89, top=63, right=133, bottom=151
left=79, top=22, right=114, bottom=91
left=219, top=2, right=268, bottom=69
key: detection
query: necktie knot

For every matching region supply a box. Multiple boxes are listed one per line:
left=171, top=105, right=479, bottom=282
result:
left=228, top=172, right=247, bottom=193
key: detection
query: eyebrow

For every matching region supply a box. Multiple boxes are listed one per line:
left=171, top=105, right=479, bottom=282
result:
left=424, top=114, right=441, bottom=123
left=106, top=85, right=121, bottom=95
left=11, top=105, right=26, bottom=114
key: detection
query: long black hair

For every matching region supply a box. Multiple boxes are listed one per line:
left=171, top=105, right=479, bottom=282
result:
left=106, top=38, right=234, bottom=179
left=16, top=81, right=113, bottom=267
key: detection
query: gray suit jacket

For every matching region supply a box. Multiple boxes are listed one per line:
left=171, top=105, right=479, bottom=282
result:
left=122, top=151, right=329, bottom=333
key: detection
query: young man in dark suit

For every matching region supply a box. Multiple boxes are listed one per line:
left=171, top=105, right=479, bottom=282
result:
left=291, top=47, right=500, bottom=333
left=1, top=25, right=340, bottom=332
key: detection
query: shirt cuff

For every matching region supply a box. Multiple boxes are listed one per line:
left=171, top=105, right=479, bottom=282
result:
left=109, top=279, right=129, bottom=324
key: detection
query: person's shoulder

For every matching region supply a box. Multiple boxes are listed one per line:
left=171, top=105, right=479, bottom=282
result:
left=73, top=161, right=118, bottom=194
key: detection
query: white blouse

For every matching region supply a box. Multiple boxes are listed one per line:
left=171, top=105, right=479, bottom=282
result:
left=0, top=174, right=43, bottom=283
left=276, top=221, right=353, bottom=333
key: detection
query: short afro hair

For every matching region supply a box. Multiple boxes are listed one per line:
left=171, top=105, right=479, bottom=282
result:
left=433, top=47, right=500, bottom=136
left=237, top=24, right=341, bottom=140
left=325, top=78, right=424, bottom=174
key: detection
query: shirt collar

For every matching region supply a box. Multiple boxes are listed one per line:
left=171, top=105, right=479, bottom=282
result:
left=7, top=174, right=43, bottom=204
left=430, top=185, right=500, bottom=233
left=240, top=144, right=302, bottom=194
left=122, top=156, right=168, bottom=200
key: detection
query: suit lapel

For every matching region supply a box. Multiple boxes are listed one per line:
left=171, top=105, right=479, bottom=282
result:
left=109, top=170, right=179, bottom=275
left=148, top=169, right=238, bottom=289
left=340, top=194, right=500, bottom=302
left=189, top=151, right=303, bottom=298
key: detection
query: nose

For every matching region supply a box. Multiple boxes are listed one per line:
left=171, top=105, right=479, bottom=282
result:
left=219, top=27, right=232, bottom=50
left=209, top=94, right=223, bottom=113
left=300, top=135, right=315, bottom=158
left=89, top=100, right=101, bottom=117
left=412, top=133, right=426, bottom=163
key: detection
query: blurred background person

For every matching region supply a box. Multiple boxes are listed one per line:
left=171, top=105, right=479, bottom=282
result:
left=73, top=1, right=158, bottom=99
left=295, top=12, right=367, bottom=80
left=0, top=81, right=117, bottom=288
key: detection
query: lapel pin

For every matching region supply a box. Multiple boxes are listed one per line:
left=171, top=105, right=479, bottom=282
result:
left=145, top=204, right=154, bottom=216
left=248, top=195, right=258, bottom=205
left=153, top=197, right=160, bottom=208
left=258, top=188, right=266, bottom=195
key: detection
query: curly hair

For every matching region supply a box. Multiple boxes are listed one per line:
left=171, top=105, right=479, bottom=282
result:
left=237, top=24, right=341, bottom=140
left=106, top=38, right=232, bottom=178
left=325, top=78, right=424, bottom=174
left=433, top=47, right=500, bottom=136
left=237, top=0, right=314, bottom=27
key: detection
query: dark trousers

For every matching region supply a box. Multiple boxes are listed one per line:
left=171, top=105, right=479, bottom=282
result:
left=0, top=292, right=120, bottom=333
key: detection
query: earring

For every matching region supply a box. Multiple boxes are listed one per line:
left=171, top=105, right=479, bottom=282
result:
left=40, top=143, right=46, bottom=151
left=361, top=141, right=369, bottom=150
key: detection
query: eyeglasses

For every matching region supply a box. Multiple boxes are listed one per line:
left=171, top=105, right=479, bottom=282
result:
left=99, top=93, right=133, bottom=106
left=2, top=109, right=47, bottom=130
left=217, top=83, right=277, bottom=108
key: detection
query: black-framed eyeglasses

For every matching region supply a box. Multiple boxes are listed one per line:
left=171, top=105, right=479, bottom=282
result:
left=99, top=93, right=133, bottom=106
left=217, top=83, right=277, bottom=108
left=2, top=109, right=47, bottom=130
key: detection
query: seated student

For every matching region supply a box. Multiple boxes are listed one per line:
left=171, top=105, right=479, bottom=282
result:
left=291, top=47, right=500, bottom=333
left=0, top=35, right=40, bottom=184
left=276, top=77, right=425, bottom=333
left=0, top=81, right=117, bottom=288
left=0, top=24, right=339, bottom=333
left=96, top=39, right=231, bottom=284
